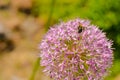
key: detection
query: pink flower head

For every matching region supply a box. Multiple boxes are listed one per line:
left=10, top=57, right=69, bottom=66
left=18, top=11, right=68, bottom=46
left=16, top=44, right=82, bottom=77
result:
left=39, top=18, right=113, bottom=80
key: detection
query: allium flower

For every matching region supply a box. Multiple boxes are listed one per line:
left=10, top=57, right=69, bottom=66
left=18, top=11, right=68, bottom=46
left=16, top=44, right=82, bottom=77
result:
left=39, top=18, right=113, bottom=80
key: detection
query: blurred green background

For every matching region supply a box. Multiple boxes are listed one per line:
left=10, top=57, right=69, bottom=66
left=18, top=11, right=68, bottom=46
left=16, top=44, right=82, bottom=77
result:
left=0, top=0, right=120, bottom=80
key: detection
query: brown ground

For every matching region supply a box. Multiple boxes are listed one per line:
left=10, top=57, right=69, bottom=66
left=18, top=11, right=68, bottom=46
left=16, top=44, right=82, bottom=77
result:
left=0, top=1, right=50, bottom=79
left=0, top=49, right=50, bottom=80
left=0, top=29, right=51, bottom=80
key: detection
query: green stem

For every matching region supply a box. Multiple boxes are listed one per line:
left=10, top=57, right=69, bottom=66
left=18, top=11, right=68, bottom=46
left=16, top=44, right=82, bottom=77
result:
left=46, top=0, right=56, bottom=31
left=29, top=57, right=40, bottom=80
left=30, top=0, right=56, bottom=79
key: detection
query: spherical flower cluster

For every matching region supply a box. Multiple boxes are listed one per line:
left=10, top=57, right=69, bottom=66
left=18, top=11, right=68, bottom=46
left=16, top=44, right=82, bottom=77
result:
left=39, top=18, right=113, bottom=80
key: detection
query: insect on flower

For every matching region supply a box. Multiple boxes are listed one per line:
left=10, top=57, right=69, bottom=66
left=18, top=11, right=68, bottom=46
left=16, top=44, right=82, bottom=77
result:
left=78, top=23, right=84, bottom=33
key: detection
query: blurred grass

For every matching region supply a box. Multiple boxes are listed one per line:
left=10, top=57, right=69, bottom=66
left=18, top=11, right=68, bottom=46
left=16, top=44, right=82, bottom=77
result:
left=32, top=0, right=120, bottom=29
left=105, top=60, right=120, bottom=80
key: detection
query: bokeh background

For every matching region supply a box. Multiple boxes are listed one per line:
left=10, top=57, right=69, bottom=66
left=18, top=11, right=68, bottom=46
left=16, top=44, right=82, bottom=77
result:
left=0, top=0, right=120, bottom=80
